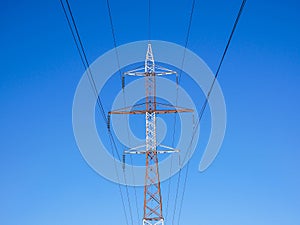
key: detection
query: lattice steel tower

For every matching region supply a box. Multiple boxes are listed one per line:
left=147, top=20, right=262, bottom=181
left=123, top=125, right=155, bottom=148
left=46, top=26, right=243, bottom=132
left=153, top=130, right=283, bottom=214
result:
left=109, top=44, right=192, bottom=225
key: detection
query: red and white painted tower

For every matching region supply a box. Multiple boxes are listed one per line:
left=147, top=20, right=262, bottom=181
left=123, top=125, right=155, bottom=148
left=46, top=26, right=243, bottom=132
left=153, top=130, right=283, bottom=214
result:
left=109, top=44, right=193, bottom=225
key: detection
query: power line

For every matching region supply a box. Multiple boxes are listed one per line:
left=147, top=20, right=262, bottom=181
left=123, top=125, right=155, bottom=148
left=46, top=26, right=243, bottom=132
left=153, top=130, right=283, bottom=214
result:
left=60, top=1, right=134, bottom=225
left=59, top=0, right=87, bottom=70
left=176, top=1, right=247, bottom=225
left=64, top=0, right=107, bottom=122
left=148, top=0, right=151, bottom=41
left=105, top=0, right=141, bottom=224
left=166, top=0, right=196, bottom=223
left=105, top=0, right=122, bottom=81
left=61, top=0, right=247, bottom=224
left=178, top=0, right=196, bottom=83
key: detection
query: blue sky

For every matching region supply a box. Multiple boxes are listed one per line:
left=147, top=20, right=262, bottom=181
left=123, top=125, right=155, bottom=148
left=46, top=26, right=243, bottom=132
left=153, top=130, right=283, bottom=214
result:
left=0, top=0, right=300, bottom=225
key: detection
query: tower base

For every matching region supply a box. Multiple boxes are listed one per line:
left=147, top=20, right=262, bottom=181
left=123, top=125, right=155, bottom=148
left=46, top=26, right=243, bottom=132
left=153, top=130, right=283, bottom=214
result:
left=143, top=219, right=164, bottom=225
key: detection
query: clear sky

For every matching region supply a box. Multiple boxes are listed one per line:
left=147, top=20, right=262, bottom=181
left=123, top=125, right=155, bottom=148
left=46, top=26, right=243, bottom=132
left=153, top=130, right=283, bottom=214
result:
left=0, top=0, right=300, bottom=225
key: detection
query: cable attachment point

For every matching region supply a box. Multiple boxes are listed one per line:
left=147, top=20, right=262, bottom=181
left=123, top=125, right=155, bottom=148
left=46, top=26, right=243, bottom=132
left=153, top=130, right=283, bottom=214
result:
left=122, top=75, right=125, bottom=89
left=107, top=113, right=111, bottom=130
left=122, top=153, right=126, bottom=170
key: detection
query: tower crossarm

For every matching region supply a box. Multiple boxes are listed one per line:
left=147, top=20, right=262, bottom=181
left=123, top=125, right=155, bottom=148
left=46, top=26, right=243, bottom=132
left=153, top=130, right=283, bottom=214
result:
left=124, top=144, right=180, bottom=155
left=109, top=103, right=193, bottom=115
left=109, top=108, right=193, bottom=115
left=124, top=66, right=177, bottom=77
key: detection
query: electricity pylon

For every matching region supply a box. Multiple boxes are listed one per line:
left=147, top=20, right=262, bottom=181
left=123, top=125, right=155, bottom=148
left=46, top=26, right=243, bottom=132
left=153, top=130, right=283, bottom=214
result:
left=109, top=44, right=193, bottom=225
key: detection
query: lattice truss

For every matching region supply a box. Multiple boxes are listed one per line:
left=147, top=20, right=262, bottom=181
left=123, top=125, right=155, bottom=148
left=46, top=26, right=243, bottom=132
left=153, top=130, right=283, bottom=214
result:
left=109, top=44, right=193, bottom=225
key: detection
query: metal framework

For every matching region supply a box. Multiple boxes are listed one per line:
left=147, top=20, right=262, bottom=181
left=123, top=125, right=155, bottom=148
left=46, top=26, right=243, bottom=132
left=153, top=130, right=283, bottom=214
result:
left=109, top=44, right=193, bottom=225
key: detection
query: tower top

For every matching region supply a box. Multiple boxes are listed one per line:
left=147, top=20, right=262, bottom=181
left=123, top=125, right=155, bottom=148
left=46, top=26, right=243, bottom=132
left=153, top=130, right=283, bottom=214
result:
left=124, top=44, right=176, bottom=77
left=145, top=44, right=155, bottom=74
